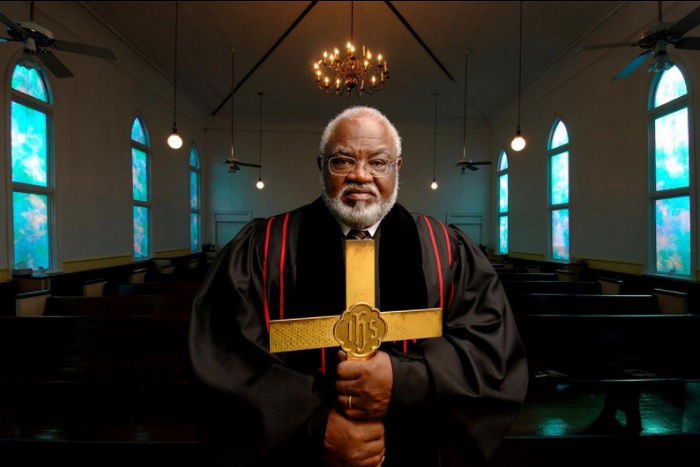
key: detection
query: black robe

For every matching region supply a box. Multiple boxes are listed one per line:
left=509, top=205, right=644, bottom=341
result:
left=189, top=198, right=527, bottom=466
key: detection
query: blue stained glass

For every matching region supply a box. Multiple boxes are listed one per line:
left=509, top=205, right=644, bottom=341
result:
left=11, top=64, right=48, bottom=102
left=549, top=121, right=569, bottom=149
left=131, top=118, right=148, bottom=145
left=132, top=148, right=148, bottom=202
left=191, top=213, right=200, bottom=252
left=499, top=174, right=508, bottom=213
left=550, top=151, right=569, bottom=205
left=654, top=66, right=687, bottom=108
left=655, top=108, right=689, bottom=191
left=552, top=209, right=570, bottom=261
left=11, top=101, right=48, bottom=186
left=190, top=171, right=199, bottom=210
left=499, top=215, right=508, bottom=254
left=13, top=192, right=50, bottom=270
left=498, top=151, right=508, bottom=171
left=133, top=206, right=149, bottom=259
left=190, top=146, right=200, bottom=168
left=655, top=196, right=691, bottom=276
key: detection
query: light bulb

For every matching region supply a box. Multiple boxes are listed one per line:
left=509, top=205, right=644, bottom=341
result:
left=256, top=179, right=265, bottom=190
left=430, top=180, right=438, bottom=190
left=167, top=128, right=183, bottom=149
left=510, top=133, right=526, bottom=152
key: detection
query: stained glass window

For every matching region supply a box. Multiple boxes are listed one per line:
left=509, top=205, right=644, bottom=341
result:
left=11, top=101, right=48, bottom=186
left=548, top=120, right=570, bottom=261
left=11, top=64, right=49, bottom=102
left=133, top=206, right=149, bottom=259
left=190, top=144, right=201, bottom=252
left=131, top=118, right=148, bottom=145
left=11, top=62, right=53, bottom=272
left=650, top=66, right=692, bottom=277
left=654, top=108, right=689, bottom=191
left=499, top=174, right=508, bottom=213
left=499, top=216, right=508, bottom=255
left=132, top=117, right=150, bottom=258
left=551, top=209, right=570, bottom=261
left=654, top=65, right=687, bottom=108
left=498, top=152, right=508, bottom=171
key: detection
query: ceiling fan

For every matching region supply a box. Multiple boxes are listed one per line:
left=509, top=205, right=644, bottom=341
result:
left=224, top=159, right=261, bottom=174
left=455, top=51, right=492, bottom=174
left=577, top=1, right=700, bottom=80
left=0, top=3, right=117, bottom=78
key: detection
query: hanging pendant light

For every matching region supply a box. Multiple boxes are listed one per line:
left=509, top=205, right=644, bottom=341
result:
left=510, top=0, right=526, bottom=152
left=256, top=91, right=265, bottom=190
left=167, top=1, right=183, bottom=149
left=430, top=93, right=439, bottom=190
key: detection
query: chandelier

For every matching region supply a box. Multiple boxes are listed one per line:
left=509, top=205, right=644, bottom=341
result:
left=312, top=2, right=389, bottom=96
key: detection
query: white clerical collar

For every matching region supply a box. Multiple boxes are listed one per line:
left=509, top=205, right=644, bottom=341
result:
left=338, top=220, right=381, bottom=238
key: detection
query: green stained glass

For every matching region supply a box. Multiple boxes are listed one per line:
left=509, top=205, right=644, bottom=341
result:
left=191, top=213, right=200, bottom=252
left=655, top=196, right=691, bottom=276
left=655, top=108, right=689, bottom=191
left=133, top=206, right=149, bottom=259
left=499, top=174, right=508, bottom=213
left=552, top=209, right=570, bottom=261
left=499, top=215, right=508, bottom=254
left=549, top=121, right=569, bottom=149
left=13, top=192, right=50, bottom=270
left=550, top=151, right=569, bottom=205
left=131, top=118, right=148, bottom=145
left=190, top=146, right=200, bottom=168
left=11, top=101, right=48, bottom=187
left=190, top=171, right=199, bottom=210
left=132, top=148, right=148, bottom=202
left=11, top=64, right=48, bottom=102
left=654, top=66, right=687, bottom=108
left=498, top=151, right=508, bottom=171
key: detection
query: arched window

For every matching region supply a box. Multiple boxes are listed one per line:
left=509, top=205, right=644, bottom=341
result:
left=497, top=150, right=509, bottom=254
left=649, top=65, right=692, bottom=276
left=548, top=119, right=570, bottom=261
left=190, top=144, right=201, bottom=252
left=131, top=117, right=150, bottom=259
left=10, top=60, right=53, bottom=271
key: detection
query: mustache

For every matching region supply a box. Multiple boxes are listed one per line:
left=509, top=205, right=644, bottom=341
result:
left=338, top=183, right=380, bottom=198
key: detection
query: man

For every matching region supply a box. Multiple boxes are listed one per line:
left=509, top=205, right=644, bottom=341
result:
left=189, top=106, right=527, bottom=466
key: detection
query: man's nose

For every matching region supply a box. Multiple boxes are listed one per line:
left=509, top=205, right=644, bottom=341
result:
left=346, top=161, right=373, bottom=182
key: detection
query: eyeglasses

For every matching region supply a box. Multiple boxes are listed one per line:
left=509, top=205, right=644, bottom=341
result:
left=321, top=155, right=400, bottom=177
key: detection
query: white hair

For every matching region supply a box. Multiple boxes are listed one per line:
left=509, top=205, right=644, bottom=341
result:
left=319, top=106, right=402, bottom=157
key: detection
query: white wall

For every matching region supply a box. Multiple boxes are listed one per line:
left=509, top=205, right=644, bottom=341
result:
left=490, top=1, right=700, bottom=273
left=0, top=1, right=208, bottom=272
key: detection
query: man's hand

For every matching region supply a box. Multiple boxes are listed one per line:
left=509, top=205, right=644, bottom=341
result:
left=324, top=407, right=385, bottom=467
left=335, top=350, right=393, bottom=420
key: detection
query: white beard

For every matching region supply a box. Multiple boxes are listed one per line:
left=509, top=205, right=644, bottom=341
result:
left=321, top=176, right=399, bottom=229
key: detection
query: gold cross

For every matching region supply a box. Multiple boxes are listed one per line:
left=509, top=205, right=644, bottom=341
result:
left=269, top=240, right=442, bottom=360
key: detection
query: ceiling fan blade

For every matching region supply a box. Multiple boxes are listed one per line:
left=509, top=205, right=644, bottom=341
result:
left=0, top=36, right=20, bottom=43
left=467, top=165, right=478, bottom=171
left=469, top=161, right=492, bottom=166
left=236, top=161, right=262, bottom=168
left=674, top=36, right=700, bottom=49
left=612, top=50, right=652, bottom=80
left=37, top=50, right=73, bottom=78
left=576, top=41, right=638, bottom=51
left=668, top=6, right=700, bottom=39
left=0, top=10, right=24, bottom=35
left=52, top=39, right=117, bottom=61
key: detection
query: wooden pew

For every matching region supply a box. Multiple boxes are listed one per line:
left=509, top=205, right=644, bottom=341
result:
left=44, top=295, right=193, bottom=318
left=498, top=272, right=558, bottom=281
left=502, top=281, right=601, bottom=296
left=509, top=293, right=659, bottom=315
left=116, top=281, right=200, bottom=297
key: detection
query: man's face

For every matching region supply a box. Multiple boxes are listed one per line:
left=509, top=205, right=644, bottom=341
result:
left=321, top=117, right=402, bottom=208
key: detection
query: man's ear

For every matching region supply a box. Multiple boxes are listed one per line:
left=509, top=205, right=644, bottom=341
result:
left=396, top=157, right=403, bottom=170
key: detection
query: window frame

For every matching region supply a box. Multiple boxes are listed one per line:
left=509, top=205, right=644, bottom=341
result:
left=497, top=149, right=509, bottom=254
left=131, top=116, right=151, bottom=260
left=647, top=62, right=695, bottom=278
left=189, top=143, right=201, bottom=252
left=7, top=57, right=56, bottom=272
left=547, top=118, right=571, bottom=263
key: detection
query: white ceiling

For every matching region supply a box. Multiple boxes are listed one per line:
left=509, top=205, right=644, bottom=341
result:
left=81, top=1, right=666, bottom=122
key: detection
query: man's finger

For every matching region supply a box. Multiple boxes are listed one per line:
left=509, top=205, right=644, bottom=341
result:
left=337, top=360, right=364, bottom=379
left=335, top=379, right=361, bottom=396
left=337, top=350, right=347, bottom=361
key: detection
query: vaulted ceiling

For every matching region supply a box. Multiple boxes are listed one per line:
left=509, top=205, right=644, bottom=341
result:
left=82, top=1, right=666, bottom=122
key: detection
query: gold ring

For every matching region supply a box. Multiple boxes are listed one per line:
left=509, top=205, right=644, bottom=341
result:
left=347, top=394, right=352, bottom=409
